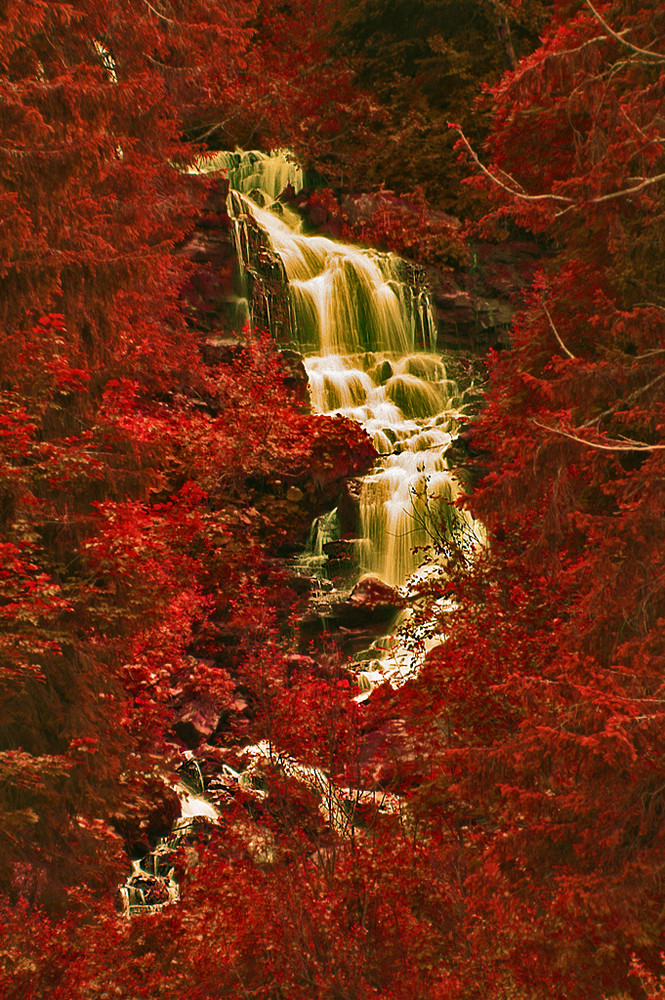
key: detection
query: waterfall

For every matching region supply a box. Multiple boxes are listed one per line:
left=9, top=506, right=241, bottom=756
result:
left=194, top=148, right=305, bottom=200
left=224, top=152, right=477, bottom=588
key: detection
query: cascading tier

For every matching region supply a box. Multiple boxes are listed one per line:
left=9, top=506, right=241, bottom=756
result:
left=217, top=151, right=478, bottom=588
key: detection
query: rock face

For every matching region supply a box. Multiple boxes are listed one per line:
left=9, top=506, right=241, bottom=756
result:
left=426, top=240, right=543, bottom=351
left=278, top=349, right=310, bottom=405
left=180, top=173, right=542, bottom=356
left=178, top=175, right=240, bottom=337
left=299, top=574, right=404, bottom=654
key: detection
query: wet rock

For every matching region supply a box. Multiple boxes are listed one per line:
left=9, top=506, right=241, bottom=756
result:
left=337, top=479, right=362, bottom=535
left=335, top=626, right=391, bottom=655
left=344, top=574, right=404, bottom=619
left=248, top=187, right=267, bottom=207
left=284, top=653, right=353, bottom=683
left=174, top=700, right=221, bottom=748
left=298, top=607, right=331, bottom=639
left=201, top=333, right=247, bottom=365
left=444, top=420, right=491, bottom=488
left=424, top=238, right=544, bottom=350
left=255, top=247, right=284, bottom=279
left=322, top=539, right=356, bottom=561
left=278, top=349, right=309, bottom=404
left=299, top=574, right=404, bottom=652
left=367, top=359, right=394, bottom=385
left=321, top=539, right=359, bottom=586
left=285, top=653, right=318, bottom=677
left=287, top=573, right=319, bottom=595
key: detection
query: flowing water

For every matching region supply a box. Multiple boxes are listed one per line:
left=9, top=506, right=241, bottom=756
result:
left=216, top=151, right=478, bottom=589
left=118, top=153, right=484, bottom=915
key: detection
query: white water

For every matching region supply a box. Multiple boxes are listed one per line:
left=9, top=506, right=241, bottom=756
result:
left=192, top=148, right=305, bottom=200
left=119, top=153, right=483, bottom=913
left=224, top=152, right=478, bottom=588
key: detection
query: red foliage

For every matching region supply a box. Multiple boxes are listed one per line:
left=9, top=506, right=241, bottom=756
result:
left=8, top=1, right=665, bottom=997
left=0, top=0, right=376, bottom=923
left=301, top=186, right=468, bottom=265
left=389, top=2, right=665, bottom=995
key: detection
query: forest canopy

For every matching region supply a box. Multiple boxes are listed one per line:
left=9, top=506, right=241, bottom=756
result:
left=2, top=1, right=665, bottom=999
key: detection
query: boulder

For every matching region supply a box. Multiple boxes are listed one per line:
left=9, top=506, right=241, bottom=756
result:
left=345, top=574, right=404, bottom=617
left=299, top=574, right=404, bottom=652
left=284, top=653, right=318, bottom=677
left=336, top=479, right=362, bottom=535
left=200, top=333, right=247, bottom=365
left=367, top=359, right=394, bottom=385
left=174, top=700, right=221, bottom=747
left=278, top=349, right=309, bottom=404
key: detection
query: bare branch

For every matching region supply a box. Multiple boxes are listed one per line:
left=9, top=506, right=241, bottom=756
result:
left=450, top=127, right=573, bottom=204
left=580, top=370, right=665, bottom=428
left=632, top=300, right=665, bottom=314
left=452, top=126, right=665, bottom=210
left=541, top=301, right=576, bottom=359
left=620, top=106, right=665, bottom=148
left=592, top=171, right=665, bottom=203
left=551, top=32, right=626, bottom=60
left=633, top=349, right=665, bottom=360
left=584, top=0, right=665, bottom=61
left=140, top=0, right=178, bottom=25
left=532, top=420, right=665, bottom=451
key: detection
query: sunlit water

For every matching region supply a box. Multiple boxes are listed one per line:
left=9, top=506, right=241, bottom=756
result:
left=223, top=152, right=480, bottom=589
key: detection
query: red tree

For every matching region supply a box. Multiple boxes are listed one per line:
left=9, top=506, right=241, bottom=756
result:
left=0, top=0, right=376, bottom=915
left=386, top=1, right=665, bottom=996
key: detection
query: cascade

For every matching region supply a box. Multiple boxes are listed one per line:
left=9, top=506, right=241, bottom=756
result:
left=118, top=153, right=486, bottom=918
left=118, top=152, right=485, bottom=919
left=194, top=148, right=305, bottom=200
left=223, top=152, right=478, bottom=589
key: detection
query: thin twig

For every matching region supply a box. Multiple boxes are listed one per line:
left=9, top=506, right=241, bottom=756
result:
left=532, top=420, right=665, bottom=451
left=450, top=127, right=573, bottom=204
left=141, top=0, right=178, bottom=26
left=580, top=371, right=665, bottom=428
left=584, top=0, right=665, bottom=61
left=452, top=126, right=665, bottom=208
left=620, top=106, right=665, bottom=148
left=542, top=301, right=576, bottom=359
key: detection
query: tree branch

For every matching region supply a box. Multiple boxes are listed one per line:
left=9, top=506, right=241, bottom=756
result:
left=541, top=300, right=576, bottom=359
left=140, top=0, right=178, bottom=26
left=532, top=420, right=665, bottom=451
left=451, top=126, right=665, bottom=209
left=619, top=106, right=665, bottom=148
left=580, top=370, right=665, bottom=428
left=449, top=127, right=573, bottom=204
left=584, top=0, right=665, bottom=62
left=591, top=171, right=665, bottom=203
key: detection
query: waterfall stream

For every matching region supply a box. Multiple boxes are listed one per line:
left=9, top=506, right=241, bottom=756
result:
left=220, top=151, right=477, bottom=589
left=118, top=152, right=484, bottom=917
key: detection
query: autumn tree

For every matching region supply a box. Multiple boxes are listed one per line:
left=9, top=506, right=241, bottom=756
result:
left=313, top=0, right=553, bottom=213
left=0, top=0, right=376, bottom=914
left=384, top=1, right=665, bottom=996
left=10, top=1, right=665, bottom=998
